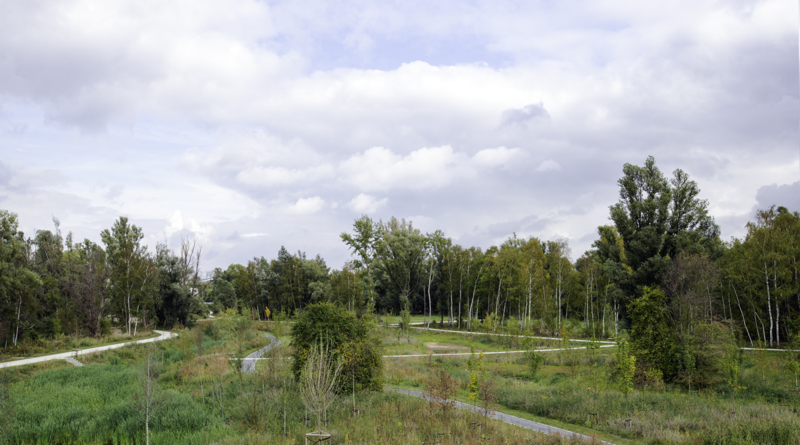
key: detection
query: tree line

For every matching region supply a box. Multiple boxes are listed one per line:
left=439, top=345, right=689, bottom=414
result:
left=0, top=215, right=205, bottom=347
left=2, top=156, right=799, bottom=377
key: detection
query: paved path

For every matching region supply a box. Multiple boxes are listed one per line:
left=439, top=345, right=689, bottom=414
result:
left=241, top=333, right=282, bottom=373
left=387, top=388, right=610, bottom=444
left=384, top=344, right=615, bottom=358
left=0, top=330, right=177, bottom=369
left=64, top=357, right=84, bottom=367
left=409, top=326, right=615, bottom=344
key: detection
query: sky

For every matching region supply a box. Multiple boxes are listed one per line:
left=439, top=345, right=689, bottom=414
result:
left=0, top=0, right=798, bottom=273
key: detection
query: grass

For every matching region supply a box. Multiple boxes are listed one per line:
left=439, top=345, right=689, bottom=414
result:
left=6, top=316, right=800, bottom=444
left=382, top=327, right=800, bottom=444
left=4, top=322, right=600, bottom=444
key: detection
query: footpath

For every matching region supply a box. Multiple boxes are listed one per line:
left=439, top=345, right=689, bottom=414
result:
left=0, top=330, right=177, bottom=369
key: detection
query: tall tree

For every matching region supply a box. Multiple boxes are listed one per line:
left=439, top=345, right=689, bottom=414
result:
left=373, top=217, right=427, bottom=313
left=340, top=215, right=380, bottom=309
left=608, top=156, right=720, bottom=318
left=0, top=210, right=42, bottom=346
left=101, top=217, right=156, bottom=335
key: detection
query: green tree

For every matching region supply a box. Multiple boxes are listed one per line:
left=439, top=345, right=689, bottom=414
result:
left=629, top=286, right=679, bottom=378
left=373, top=217, right=427, bottom=313
left=612, top=338, right=636, bottom=399
left=340, top=215, right=380, bottom=309
left=0, top=210, right=42, bottom=346
left=607, top=156, right=720, bottom=318
left=101, top=217, right=156, bottom=335
left=290, top=302, right=383, bottom=391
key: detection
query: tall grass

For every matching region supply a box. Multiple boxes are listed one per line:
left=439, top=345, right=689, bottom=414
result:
left=10, top=364, right=225, bottom=444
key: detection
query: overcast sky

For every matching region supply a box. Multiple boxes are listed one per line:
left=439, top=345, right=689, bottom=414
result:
left=0, top=0, right=797, bottom=272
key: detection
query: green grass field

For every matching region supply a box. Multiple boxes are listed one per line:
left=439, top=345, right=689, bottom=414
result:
left=3, top=318, right=800, bottom=444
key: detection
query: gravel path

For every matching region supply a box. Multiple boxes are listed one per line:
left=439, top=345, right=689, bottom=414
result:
left=241, top=333, right=282, bottom=373
left=0, top=330, right=177, bottom=369
left=387, top=388, right=611, bottom=444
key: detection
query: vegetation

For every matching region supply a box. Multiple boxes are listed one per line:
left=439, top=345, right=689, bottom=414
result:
left=1, top=156, right=799, bottom=443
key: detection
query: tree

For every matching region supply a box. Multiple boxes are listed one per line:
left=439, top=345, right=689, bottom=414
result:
left=155, top=243, right=201, bottom=328
left=101, top=217, right=156, bottom=335
left=135, top=352, right=164, bottom=445
left=0, top=210, right=42, bottom=346
left=629, top=286, right=678, bottom=379
left=65, top=240, right=112, bottom=337
left=372, top=217, right=427, bottom=313
left=299, top=342, right=342, bottom=431
left=546, top=239, right=573, bottom=332
left=340, top=215, right=380, bottom=308
left=607, top=156, right=720, bottom=318
left=290, top=302, right=383, bottom=391
left=612, top=338, right=636, bottom=399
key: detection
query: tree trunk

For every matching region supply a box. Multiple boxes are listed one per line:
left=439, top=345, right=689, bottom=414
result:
left=764, top=263, right=774, bottom=347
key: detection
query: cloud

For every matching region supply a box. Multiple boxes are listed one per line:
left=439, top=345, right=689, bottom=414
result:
left=287, top=196, right=325, bottom=214
left=0, top=0, right=796, bottom=270
left=104, top=185, right=124, bottom=200
left=501, top=103, right=550, bottom=127
left=755, top=181, right=800, bottom=213
left=236, top=165, right=334, bottom=187
left=241, top=232, right=268, bottom=238
left=472, top=147, right=523, bottom=167
left=338, top=146, right=467, bottom=192
left=347, top=193, right=388, bottom=213
left=536, top=160, right=561, bottom=172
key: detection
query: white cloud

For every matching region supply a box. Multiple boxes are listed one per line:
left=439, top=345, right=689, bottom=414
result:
left=536, top=160, right=561, bottom=172
left=165, top=210, right=184, bottom=238
left=287, top=196, right=325, bottom=215
left=0, top=0, right=796, bottom=269
left=347, top=193, right=388, bottom=213
left=236, top=164, right=334, bottom=187
left=472, top=147, right=523, bottom=167
left=241, top=232, right=268, bottom=238
left=339, top=146, right=467, bottom=192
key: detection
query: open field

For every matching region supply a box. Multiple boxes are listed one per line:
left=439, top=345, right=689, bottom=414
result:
left=3, top=321, right=605, bottom=444
left=3, top=318, right=800, bottom=444
left=382, top=325, right=800, bottom=444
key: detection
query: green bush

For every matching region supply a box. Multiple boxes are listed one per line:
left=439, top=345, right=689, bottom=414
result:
left=100, top=318, right=112, bottom=336
left=290, top=302, right=383, bottom=392
left=525, top=350, right=545, bottom=379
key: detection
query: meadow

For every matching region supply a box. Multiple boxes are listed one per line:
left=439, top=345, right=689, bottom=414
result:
left=4, top=316, right=800, bottom=444
left=3, top=320, right=604, bottom=445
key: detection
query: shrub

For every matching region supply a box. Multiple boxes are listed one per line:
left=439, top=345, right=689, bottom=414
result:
left=290, top=302, right=383, bottom=392
left=525, top=351, right=545, bottom=379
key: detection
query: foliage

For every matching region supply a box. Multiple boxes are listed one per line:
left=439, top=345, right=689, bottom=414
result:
left=629, top=286, right=678, bottom=379
left=467, top=350, right=486, bottom=402
left=525, top=350, right=545, bottom=379
left=611, top=338, right=636, bottom=398
left=290, top=302, right=382, bottom=392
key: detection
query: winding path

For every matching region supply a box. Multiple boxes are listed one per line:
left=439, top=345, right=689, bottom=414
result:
left=241, top=332, right=282, bottom=373
left=0, top=330, right=177, bottom=369
left=387, top=388, right=610, bottom=444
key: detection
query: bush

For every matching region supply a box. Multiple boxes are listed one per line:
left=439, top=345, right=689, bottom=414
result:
left=100, top=318, right=112, bottom=336
left=290, top=302, right=383, bottom=392
left=525, top=351, right=545, bottom=379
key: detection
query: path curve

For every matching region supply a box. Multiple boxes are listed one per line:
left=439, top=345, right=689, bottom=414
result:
left=241, top=333, right=281, bottom=373
left=409, top=327, right=615, bottom=344
left=0, top=330, right=177, bottom=369
left=387, top=388, right=610, bottom=444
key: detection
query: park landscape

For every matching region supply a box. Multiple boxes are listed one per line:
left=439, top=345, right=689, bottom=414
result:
left=1, top=156, right=800, bottom=444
